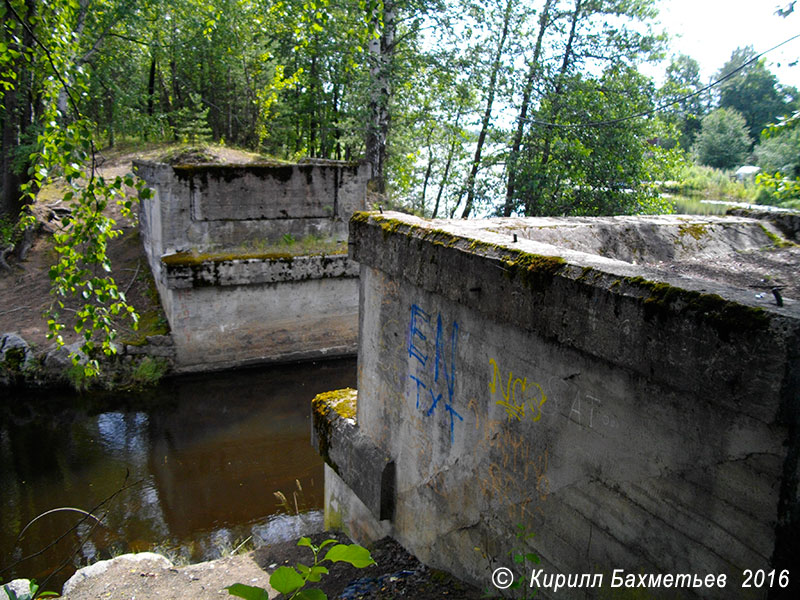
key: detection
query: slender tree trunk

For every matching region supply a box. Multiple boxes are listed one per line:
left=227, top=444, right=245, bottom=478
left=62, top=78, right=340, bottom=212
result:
left=432, top=103, right=466, bottom=219
left=1, top=1, right=32, bottom=219
left=366, top=0, right=395, bottom=195
left=432, top=131, right=459, bottom=218
left=503, top=0, right=553, bottom=216
left=420, top=125, right=434, bottom=214
left=1, top=84, right=22, bottom=219
left=147, top=54, right=157, bottom=116
left=309, top=52, right=318, bottom=157
left=332, top=83, right=342, bottom=160
left=460, top=0, right=515, bottom=218
left=526, top=0, right=582, bottom=215
left=106, top=88, right=115, bottom=148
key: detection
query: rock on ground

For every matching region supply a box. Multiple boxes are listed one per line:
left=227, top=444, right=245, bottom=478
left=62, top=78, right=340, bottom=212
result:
left=60, top=552, right=276, bottom=600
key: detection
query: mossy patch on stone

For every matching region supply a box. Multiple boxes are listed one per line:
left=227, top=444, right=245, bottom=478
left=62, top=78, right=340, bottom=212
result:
left=502, top=251, right=566, bottom=290
left=353, top=211, right=568, bottom=292
left=162, top=250, right=299, bottom=267
left=625, top=276, right=770, bottom=341
left=677, top=222, right=709, bottom=242
left=759, top=223, right=797, bottom=249
left=313, top=387, right=358, bottom=421
left=312, top=388, right=358, bottom=475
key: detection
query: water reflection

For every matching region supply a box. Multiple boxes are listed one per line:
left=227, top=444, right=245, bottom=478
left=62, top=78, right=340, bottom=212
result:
left=0, top=358, right=355, bottom=589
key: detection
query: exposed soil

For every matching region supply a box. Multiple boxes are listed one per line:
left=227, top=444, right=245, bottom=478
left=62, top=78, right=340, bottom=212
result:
left=252, top=533, right=486, bottom=600
left=0, top=142, right=265, bottom=352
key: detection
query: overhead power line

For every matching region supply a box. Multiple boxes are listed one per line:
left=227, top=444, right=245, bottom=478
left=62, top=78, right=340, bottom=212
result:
left=526, top=32, right=800, bottom=130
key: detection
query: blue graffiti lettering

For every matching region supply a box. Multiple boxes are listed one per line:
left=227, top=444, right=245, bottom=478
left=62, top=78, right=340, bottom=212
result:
left=408, top=304, right=431, bottom=366
left=406, top=303, right=462, bottom=443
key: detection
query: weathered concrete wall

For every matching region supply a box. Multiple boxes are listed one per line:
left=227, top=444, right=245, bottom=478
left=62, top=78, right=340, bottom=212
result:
left=135, top=159, right=369, bottom=371
left=313, top=211, right=800, bottom=598
left=159, top=254, right=359, bottom=371
left=134, top=159, right=370, bottom=257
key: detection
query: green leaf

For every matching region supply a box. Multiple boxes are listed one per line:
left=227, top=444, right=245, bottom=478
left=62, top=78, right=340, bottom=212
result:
left=295, top=589, right=326, bottom=600
left=225, top=583, right=271, bottom=600
left=269, top=566, right=305, bottom=595
left=307, top=565, right=328, bottom=583
left=323, top=544, right=375, bottom=568
left=297, top=537, right=314, bottom=550
left=526, top=553, right=540, bottom=564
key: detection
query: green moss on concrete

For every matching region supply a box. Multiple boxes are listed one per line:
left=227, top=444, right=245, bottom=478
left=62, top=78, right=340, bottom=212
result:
left=379, top=218, right=404, bottom=239
left=350, top=211, right=372, bottom=225
left=353, top=211, right=568, bottom=291
left=119, top=267, right=170, bottom=347
left=161, top=246, right=347, bottom=267
left=312, top=388, right=358, bottom=475
left=759, top=223, right=797, bottom=249
left=502, top=251, right=567, bottom=290
left=161, top=250, right=293, bottom=266
left=324, top=500, right=345, bottom=532
left=677, top=222, right=709, bottom=241
left=313, top=387, right=358, bottom=421
left=625, top=276, right=769, bottom=340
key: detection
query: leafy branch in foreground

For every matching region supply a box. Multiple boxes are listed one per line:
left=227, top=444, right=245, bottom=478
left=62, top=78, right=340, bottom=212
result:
left=227, top=536, right=375, bottom=600
left=5, top=0, right=152, bottom=379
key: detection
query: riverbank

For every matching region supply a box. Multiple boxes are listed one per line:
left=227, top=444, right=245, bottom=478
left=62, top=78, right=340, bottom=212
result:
left=4, top=533, right=487, bottom=600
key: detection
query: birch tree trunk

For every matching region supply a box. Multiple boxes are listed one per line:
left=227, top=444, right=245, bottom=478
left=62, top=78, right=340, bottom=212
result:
left=460, top=0, right=514, bottom=218
left=502, top=0, right=553, bottom=216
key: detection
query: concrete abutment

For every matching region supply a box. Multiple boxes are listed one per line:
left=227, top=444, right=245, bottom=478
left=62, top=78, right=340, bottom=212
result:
left=313, top=210, right=800, bottom=598
left=134, top=158, right=370, bottom=371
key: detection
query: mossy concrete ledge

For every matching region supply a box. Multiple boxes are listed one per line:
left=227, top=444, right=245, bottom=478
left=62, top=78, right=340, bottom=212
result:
left=161, top=252, right=357, bottom=289
left=311, top=388, right=395, bottom=529
left=323, top=210, right=800, bottom=598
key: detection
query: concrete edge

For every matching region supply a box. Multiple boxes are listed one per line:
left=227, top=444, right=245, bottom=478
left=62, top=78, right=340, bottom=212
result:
left=311, top=389, right=395, bottom=523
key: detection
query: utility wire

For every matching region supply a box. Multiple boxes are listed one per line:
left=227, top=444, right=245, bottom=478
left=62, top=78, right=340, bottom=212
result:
left=526, top=32, right=800, bottom=129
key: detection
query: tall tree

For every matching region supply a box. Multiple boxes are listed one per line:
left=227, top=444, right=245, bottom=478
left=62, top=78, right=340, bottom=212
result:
left=717, top=47, right=794, bottom=142
left=502, top=0, right=554, bottom=217
left=459, top=0, right=515, bottom=218
left=365, top=0, right=396, bottom=194
left=509, top=0, right=672, bottom=217
left=692, top=107, right=752, bottom=170
left=657, top=54, right=705, bottom=150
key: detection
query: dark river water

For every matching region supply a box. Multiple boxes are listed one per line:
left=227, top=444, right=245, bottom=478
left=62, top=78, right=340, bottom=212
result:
left=0, top=357, right=356, bottom=590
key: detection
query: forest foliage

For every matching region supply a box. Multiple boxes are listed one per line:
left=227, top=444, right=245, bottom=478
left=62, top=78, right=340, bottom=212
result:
left=1, top=0, right=799, bottom=375
left=2, top=0, right=799, bottom=221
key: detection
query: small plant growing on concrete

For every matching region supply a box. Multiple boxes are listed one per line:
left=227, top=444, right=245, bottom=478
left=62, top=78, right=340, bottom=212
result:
left=226, top=536, right=375, bottom=600
left=507, top=524, right=540, bottom=598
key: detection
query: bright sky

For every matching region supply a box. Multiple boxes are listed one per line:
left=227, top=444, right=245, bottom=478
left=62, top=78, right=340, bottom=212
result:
left=650, top=0, right=800, bottom=89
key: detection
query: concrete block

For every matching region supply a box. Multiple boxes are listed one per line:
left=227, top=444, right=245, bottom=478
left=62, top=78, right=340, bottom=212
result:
left=312, top=389, right=395, bottom=522
left=134, top=159, right=368, bottom=371
left=324, top=211, right=800, bottom=598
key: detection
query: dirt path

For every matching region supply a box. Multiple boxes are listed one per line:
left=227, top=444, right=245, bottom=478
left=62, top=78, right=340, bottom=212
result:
left=0, top=143, right=267, bottom=353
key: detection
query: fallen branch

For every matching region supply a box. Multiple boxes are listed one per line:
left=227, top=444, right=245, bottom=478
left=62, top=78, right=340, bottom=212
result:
left=0, top=244, right=13, bottom=272
left=123, top=260, right=141, bottom=295
left=0, top=306, right=31, bottom=316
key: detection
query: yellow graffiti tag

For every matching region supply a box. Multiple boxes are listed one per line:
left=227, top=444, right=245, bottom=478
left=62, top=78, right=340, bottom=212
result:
left=489, top=358, right=547, bottom=422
